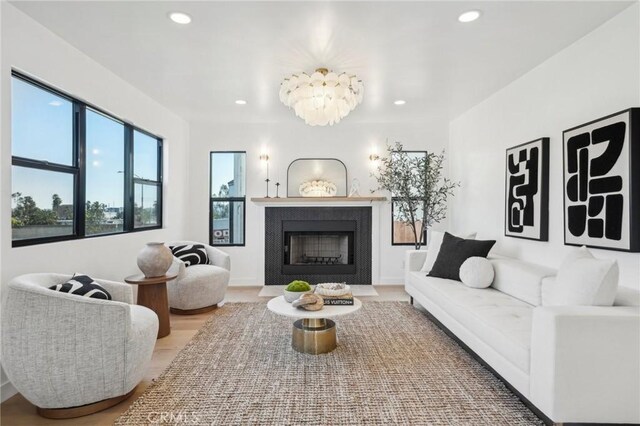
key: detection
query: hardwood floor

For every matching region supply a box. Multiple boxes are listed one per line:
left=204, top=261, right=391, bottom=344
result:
left=0, top=285, right=408, bottom=425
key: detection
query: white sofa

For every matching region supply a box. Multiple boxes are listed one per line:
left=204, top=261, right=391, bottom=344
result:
left=405, top=251, right=640, bottom=424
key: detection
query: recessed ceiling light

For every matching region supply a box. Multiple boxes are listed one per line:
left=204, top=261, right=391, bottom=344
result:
left=394, top=100, right=406, bottom=105
left=458, top=10, right=481, bottom=23
left=169, top=12, right=191, bottom=24
left=48, top=100, right=62, bottom=107
left=235, top=99, right=247, bottom=105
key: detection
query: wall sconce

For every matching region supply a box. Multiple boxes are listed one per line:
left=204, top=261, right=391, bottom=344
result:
left=260, top=153, right=271, bottom=197
left=368, top=153, right=380, bottom=162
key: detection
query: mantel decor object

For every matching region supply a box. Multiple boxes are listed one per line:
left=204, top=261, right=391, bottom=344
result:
left=136, top=242, right=173, bottom=278
left=287, top=158, right=347, bottom=197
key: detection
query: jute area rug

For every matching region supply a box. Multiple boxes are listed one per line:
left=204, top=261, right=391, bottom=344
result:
left=116, top=302, right=541, bottom=425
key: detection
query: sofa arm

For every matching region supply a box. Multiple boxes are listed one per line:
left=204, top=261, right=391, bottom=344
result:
left=206, top=245, right=231, bottom=271
left=404, top=250, right=427, bottom=286
left=530, top=305, right=640, bottom=424
left=95, top=278, right=134, bottom=304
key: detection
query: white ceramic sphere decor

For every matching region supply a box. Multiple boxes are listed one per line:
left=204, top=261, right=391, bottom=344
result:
left=137, top=242, right=173, bottom=278
left=459, top=257, right=495, bottom=289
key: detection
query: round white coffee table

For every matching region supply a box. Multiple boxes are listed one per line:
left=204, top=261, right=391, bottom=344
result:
left=267, top=295, right=362, bottom=355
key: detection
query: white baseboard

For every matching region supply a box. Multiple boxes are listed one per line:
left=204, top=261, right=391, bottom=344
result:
left=228, top=279, right=261, bottom=287
left=1, top=380, right=17, bottom=403
left=377, top=277, right=404, bottom=285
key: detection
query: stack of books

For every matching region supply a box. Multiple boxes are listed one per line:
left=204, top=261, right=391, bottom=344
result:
left=319, top=292, right=354, bottom=306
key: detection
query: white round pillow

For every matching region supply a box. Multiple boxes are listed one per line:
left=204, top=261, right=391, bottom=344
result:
left=459, top=257, right=494, bottom=288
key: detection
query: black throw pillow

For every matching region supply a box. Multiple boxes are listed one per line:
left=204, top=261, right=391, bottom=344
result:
left=428, top=232, right=496, bottom=281
left=49, top=274, right=112, bottom=300
left=170, top=244, right=209, bottom=267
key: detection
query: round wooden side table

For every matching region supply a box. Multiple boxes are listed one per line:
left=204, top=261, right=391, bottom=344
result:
left=125, top=273, right=177, bottom=339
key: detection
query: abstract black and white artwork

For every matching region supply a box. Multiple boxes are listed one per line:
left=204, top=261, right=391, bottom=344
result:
left=563, top=108, right=640, bottom=252
left=505, top=138, right=549, bottom=241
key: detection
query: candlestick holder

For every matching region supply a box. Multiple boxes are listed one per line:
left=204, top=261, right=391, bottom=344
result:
left=265, top=178, right=271, bottom=198
left=275, top=182, right=281, bottom=198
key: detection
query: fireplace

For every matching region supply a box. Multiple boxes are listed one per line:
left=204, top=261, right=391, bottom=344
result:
left=265, top=207, right=371, bottom=285
left=283, top=220, right=355, bottom=275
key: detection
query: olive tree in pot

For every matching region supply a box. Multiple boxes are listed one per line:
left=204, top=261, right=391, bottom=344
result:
left=372, top=142, right=459, bottom=250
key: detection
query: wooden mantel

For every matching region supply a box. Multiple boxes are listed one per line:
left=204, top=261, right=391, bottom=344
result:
left=250, top=196, right=387, bottom=203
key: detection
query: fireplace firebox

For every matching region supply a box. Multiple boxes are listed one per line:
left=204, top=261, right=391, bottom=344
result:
left=283, top=220, right=355, bottom=275
left=265, top=207, right=372, bottom=285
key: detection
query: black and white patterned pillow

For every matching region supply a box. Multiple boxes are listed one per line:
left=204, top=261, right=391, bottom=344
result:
left=170, top=244, right=209, bottom=267
left=49, top=274, right=112, bottom=300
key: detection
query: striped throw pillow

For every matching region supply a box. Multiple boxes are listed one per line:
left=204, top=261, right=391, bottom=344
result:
left=50, top=274, right=112, bottom=300
left=170, top=244, right=209, bottom=267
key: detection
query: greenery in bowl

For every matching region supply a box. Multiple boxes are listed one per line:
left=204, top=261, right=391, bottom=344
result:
left=285, top=280, right=311, bottom=292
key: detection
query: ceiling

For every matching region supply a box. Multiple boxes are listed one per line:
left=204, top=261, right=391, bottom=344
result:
left=10, top=1, right=633, bottom=126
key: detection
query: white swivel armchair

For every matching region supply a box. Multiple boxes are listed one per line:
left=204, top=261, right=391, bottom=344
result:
left=1, top=273, right=158, bottom=419
left=166, top=241, right=230, bottom=314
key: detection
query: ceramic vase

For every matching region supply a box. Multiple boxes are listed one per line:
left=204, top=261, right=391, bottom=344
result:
left=137, top=242, right=173, bottom=278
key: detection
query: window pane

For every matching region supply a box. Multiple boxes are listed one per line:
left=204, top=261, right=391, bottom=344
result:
left=212, top=200, right=244, bottom=245
left=211, top=152, right=246, bottom=197
left=392, top=201, right=426, bottom=245
left=11, top=166, right=74, bottom=240
left=134, top=183, right=159, bottom=228
left=134, top=130, right=159, bottom=181
left=85, top=109, right=124, bottom=235
left=11, top=77, right=73, bottom=165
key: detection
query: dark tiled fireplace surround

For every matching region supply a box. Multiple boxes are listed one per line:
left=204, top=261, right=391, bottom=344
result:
left=265, top=207, right=372, bottom=285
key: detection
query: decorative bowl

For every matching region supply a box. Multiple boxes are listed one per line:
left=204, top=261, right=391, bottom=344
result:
left=284, top=288, right=313, bottom=303
left=315, top=283, right=351, bottom=297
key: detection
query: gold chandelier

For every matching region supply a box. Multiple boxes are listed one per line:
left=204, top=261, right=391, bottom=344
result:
left=279, top=68, right=364, bottom=126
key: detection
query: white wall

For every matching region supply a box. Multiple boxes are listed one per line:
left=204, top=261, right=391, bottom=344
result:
left=187, top=120, right=449, bottom=285
left=449, top=3, right=640, bottom=290
left=0, top=4, right=190, bottom=401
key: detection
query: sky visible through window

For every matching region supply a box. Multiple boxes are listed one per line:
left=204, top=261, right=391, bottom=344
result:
left=12, top=78, right=159, bottom=211
left=211, top=153, right=240, bottom=197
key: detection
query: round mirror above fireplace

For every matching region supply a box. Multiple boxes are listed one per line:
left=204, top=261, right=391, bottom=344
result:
left=287, top=158, right=347, bottom=197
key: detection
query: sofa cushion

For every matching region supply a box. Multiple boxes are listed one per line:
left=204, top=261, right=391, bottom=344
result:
left=550, top=246, right=619, bottom=306
left=489, top=257, right=555, bottom=306
left=541, top=276, right=556, bottom=306
left=614, top=286, right=640, bottom=307
left=420, top=231, right=476, bottom=273
left=411, top=276, right=533, bottom=373
left=428, top=232, right=495, bottom=281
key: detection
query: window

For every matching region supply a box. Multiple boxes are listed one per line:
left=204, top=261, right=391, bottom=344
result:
left=210, top=152, right=246, bottom=246
left=391, top=151, right=427, bottom=246
left=133, top=130, right=162, bottom=228
left=85, top=109, right=125, bottom=235
left=11, top=72, right=163, bottom=246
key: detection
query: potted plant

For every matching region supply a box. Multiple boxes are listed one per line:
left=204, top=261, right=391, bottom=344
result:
left=283, top=280, right=313, bottom=302
left=372, top=142, right=459, bottom=249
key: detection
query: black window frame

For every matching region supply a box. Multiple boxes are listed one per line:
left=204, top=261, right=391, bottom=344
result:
left=11, top=71, right=163, bottom=247
left=390, top=150, right=428, bottom=246
left=209, top=151, right=246, bottom=247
